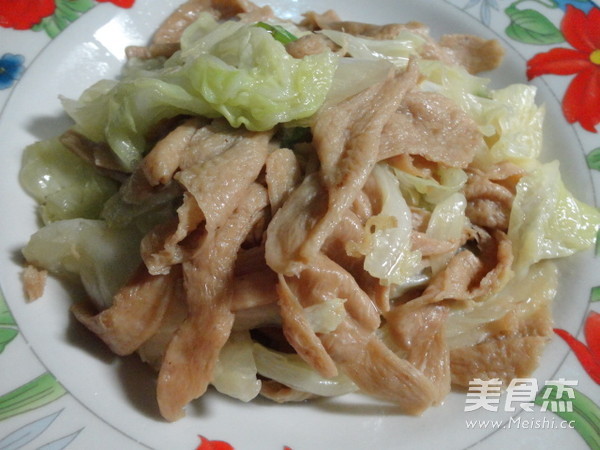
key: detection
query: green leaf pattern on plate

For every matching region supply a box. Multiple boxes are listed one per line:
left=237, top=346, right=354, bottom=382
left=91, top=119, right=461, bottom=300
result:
left=535, top=385, right=600, bottom=449
left=0, top=373, right=66, bottom=422
left=0, top=290, right=18, bottom=354
left=32, top=0, right=96, bottom=38
left=586, top=148, right=600, bottom=171
left=505, top=3, right=565, bottom=44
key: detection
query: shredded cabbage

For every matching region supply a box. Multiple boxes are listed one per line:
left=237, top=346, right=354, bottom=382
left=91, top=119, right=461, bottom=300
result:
left=253, top=343, right=358, bottom=397
left=213, top=331, right=262, bottom=402
left=393, top=166, right=467, bottom=207
left=19, top=138, right=118, bottom=224
left=63, top=12, right=339, bottom=171
left=508, top=161, right=600, bottom=274
left=426, top=192, right=467, bottom=274
left=445, top=261, right=558, bottom=349
left=22, top=219, right=142, bottom=309
left=482, top=84, right=545, bottom=166
left=304, top=298, right=346, bottom=334
left=357, top=164, right=422, bottom=286
left=319, top=28, right=426, bottom=67
left=322, top=58, right=393, bottom=108
left=419, top=60, right=544, bottom=168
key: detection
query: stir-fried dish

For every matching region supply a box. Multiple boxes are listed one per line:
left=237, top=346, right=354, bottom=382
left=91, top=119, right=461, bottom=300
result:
left=19, top=0, right=600, bottom=421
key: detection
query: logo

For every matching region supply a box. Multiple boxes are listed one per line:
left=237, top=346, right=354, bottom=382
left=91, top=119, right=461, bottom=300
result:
left=465, top=377, right=578, bottom=413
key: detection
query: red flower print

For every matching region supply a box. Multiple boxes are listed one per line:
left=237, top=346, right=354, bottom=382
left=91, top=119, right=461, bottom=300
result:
left=527, top=6, right=600, bottom=133
left=554, top=311, right=600, bottom=384
left=0, top=0, right=55, bottom=30
left=97, top=0, right=135, bottom=8
left=195, top=435, right=234, bottom=450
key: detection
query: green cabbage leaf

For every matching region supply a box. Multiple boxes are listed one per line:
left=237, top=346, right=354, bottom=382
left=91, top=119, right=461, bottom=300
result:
left=508, top=161, right=600, bottom=274
left=22, top=219, right=142, bottom=309
left=19, top=138, right=118, bottom=224
left=62, top=12, right=339, bottom=171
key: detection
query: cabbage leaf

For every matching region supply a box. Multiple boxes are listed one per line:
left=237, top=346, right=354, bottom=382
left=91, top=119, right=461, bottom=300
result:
left=63, top=13, right=339, bottom=171
left=213, top=331, right=261, bottom=402
left=508, top=161, right=600, bottom=274
left=19, top=138, right=118, bottom=224
left=426, top=192, right=467, bottom=274
left=22, top=219, right=142, bottom=309
left=253, top=343, right=357, bottom=397
left=355, top=164, right=422, bottom=286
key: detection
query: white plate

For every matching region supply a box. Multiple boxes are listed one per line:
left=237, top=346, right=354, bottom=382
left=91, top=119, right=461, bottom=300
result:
left=1, top=1, right=599, bottom=449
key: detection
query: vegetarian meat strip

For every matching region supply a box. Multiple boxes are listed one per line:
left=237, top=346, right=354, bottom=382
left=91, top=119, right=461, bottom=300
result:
left=303, top=63, right=420, bottom=260
left=265, top=64, right=420, bottom=276
left=72, top=264, right=183, bottom=355
left=386, top=303, right=451, bottom=404
left=175, top=130, right=271, bottom=232
left=157, top=183, right=268, bottom=421
left=320, top=317, right=438, bottom=414
left=265, top=147, right=303, bottom=215
left=379, top=90, right=484, bottom=168
left=277, top=274, right=339, bottom=378
left=141, top=192, right=204, bottom=275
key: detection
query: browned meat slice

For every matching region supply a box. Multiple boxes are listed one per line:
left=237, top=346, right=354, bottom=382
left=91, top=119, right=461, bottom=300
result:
left=450, top=336, right=549, bottom=387
left=157, top=183, right=268, bottom=421
left=451, top=277, right=552, bottom=386
left=451, top=336, right=549, bottom=387
left=151, top=0, right=218, bottom=44
left=22, top=265, right=47, bottom=302
left=140, top=192, right=204, bottom=274
left=286, top=34, right=337, bottom=59
left=379, top=91, right=483, bottom=168
left=320, top=318, right=437, bottom=414
left=465, top=173, right=514, bottom=230
left=125, top=43, right=181, bottom=60
left=386, top=153, right=437, bottom=179
left=411, top=232, right=458, bottom=257
left=386, top=304, right=450, bottom=403
left=140, top=117, right=206, bottom=186
left=439, top=34, right=505, bottom=74
left=464, top=165, right=524, bottom=230
left=231, top=267, right=279, bottom=312
left=287, top=253, right=381, bottom=332
left=71, top=265, right=183, bottom=356
left=178, top=119, right=261, bottom=169
left=323, top=211, right=390, bottom=312
left=60, top=129, right=126, bottom=177
left=265, top=148, right=302, bottom=215
left=151, top=0, right=266, bottom=45
left=477, top=161, right=526, bottom=187
left=265, top=173, right=328, bottom=275
left=405, top=230, right=513, bottom=312
left=302, top=64, right=419, bottom=259
left=277, top=274, right=338, bottom=378
left=315, top=64, right=418, bottom=191
left=175, top=131, right=270, bottom=232
left=319, top=21, right=412, bottom=40
left=137, top=287, right=188, bottom=370
left=351, top=189, right=374, bottom=224
left=260, top=379, right=315, bottom=402
left=471, top=230, right=514, bottom=300
left=237, top=4, right=274, bottom=23
left=299, top=10, right=341, bottom=31
left=300, top=10, right=425, bottom=41
left=211, top=0, right=261, bottom=18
